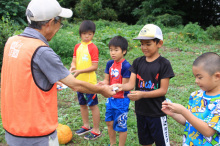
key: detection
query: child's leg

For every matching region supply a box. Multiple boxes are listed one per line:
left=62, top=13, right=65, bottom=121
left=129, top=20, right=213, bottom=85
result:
left=119, top=131, right=127, bottom=146
left=83, top=94, right=102, bottom=140
left=112, top=97, right=130, bottom=146
left=136, top=114, right=153, bottom=146
left=106, top=121, right=116, bottom=145
left=137, top=114, right=169, bottom=146
left=77, top=92, right=90, bottom=128
left=89, top=105, right=100, bottom=134
left=150, top=116, right=170, bottom=146
left=80, top=104, right=90, bottom=128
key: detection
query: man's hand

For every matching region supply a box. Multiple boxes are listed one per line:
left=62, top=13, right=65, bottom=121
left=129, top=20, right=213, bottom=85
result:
left=127, top=91, right=143, bottom=101
left=99, top=85, right=116, bottom=98
left=56, top=81, right=63, bottom=91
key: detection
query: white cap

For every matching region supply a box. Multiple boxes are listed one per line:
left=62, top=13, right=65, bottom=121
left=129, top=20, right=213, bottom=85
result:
left=26, top=0, right=73, bottom=23
left=133, top=24, right=163, bottom=40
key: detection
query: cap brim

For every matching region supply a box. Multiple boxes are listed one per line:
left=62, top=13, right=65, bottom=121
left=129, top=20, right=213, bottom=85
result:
left=59, top=8, right=73, bottom=18
left=133, top=36, right=155, bottom=40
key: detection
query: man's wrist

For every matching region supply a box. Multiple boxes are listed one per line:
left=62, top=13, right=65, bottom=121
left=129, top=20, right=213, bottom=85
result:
left=96, top=84, right=104, bottom=94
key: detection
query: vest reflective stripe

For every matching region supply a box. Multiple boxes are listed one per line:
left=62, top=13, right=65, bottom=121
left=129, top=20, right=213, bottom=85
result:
left=1, top=36, right=58, bottom=137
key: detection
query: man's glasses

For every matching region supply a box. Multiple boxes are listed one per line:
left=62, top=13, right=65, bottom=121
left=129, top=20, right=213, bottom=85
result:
left=59, top=21, right=64, bottom=28
left=52, top=18, right=64, bottom=29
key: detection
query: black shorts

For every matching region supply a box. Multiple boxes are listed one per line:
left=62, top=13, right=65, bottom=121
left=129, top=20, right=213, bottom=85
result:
left=136, top=114, right=170, bottom=146
left=77, top=92, right=98, bottom=106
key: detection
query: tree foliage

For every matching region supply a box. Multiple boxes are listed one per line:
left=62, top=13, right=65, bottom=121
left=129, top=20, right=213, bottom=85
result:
left=0, top=0, right=29, bottom=25
left=58, top=0, right=78, bottom=10
left=175, top=0, right=220, bottom=27
left=102, top=0, right=142, bottom=24
left=0, top=0, right=219, bottom=28
left=0, top=17, right=22, bottom=71
left=132, top=0, right=183, bottom=26
left=131, top=0, right=219, bottom=27
left=74, top=0, right=117, bottom=21
left=133, top=0, right=179, bottom=16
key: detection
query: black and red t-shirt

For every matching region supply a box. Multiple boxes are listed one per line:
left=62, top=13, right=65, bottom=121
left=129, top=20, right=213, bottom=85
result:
left=130, top=56, right=175, bottom=117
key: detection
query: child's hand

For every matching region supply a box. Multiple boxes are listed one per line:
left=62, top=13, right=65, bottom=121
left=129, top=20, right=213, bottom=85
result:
left=161, top=100, right=174, bottom=116
left=111, top=84, right=122, bottom=92
left=69, top=66, right=76, bottom=73
left=161, top=100, right=185, bottom=115
left=97, top=81, right=106, bottom=86
left=127, top=91, right=142, bottom=101
left=72, top=70, right=81, bottom=77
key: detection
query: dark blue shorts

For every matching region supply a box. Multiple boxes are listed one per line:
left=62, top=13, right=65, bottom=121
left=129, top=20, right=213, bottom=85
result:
left=105, top=97, right=130, bottom=132
left=77, top=92, right=98, bottom=106
left=136, top=114, right=170, bottom=146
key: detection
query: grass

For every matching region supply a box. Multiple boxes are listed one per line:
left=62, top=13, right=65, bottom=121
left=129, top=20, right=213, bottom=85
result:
left=55, top=42, right=219, bottom=146
left=0, top=20, right=219, bottom=145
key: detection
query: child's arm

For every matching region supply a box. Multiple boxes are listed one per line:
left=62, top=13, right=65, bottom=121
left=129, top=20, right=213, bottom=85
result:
left=69, top=58, right=76, bottom=73
left=162, top=101, right=216, bottom=137
left=162, top=101, right=186, bottom=125
left=127, top=77, right=170, bottom=101
left=181, top=108, right=216, bottom=137
left=72, top=62, right=98, bottom=77
left=116, top=73, right=136, bottom=91
left=98, top=73, right=109, bottom=86
left=122, top=77, right=129, bottom=84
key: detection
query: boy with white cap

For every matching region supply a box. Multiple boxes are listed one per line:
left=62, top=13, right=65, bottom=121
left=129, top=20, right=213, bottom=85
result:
left=1, top=0, right=115, bottom=145
left=115, top=24, right=175, bottom=146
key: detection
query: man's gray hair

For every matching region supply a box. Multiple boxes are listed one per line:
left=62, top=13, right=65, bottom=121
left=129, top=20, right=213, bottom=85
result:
left=26, top=9, right=61, bottom=30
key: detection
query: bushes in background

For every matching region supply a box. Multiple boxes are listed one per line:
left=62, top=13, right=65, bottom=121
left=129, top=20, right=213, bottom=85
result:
left=0, top=0, right=28, bottom=25
left=49, top=25, right=80, bottom=65
left=206, top=25, right=220, bottom=40
left=182, top=22, right=209, bottom=43
left=0, top=16, right=22, bottom=71
left=74, top=0, right=117, bottom=22
left=0, top=20, right=219, bottom=69
left=136, top=14, right=182, bottom=27
left=156, top=14, right=182, bottom=27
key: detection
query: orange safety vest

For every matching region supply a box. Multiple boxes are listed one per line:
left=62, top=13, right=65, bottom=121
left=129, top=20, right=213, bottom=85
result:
left=1, top=36, right=58, bottom=137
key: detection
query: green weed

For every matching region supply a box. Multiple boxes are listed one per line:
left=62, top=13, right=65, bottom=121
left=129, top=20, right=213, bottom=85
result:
left=0, top=20, right=219, bottom=145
